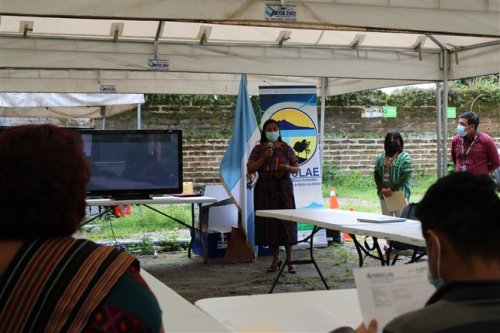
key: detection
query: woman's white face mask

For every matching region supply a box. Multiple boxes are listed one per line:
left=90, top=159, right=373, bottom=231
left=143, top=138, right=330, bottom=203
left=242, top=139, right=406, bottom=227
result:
left=266, top=131, right=280, bottom=142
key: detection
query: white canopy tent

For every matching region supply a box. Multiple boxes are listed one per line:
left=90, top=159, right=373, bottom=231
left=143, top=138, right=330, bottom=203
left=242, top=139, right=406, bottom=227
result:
left=0, top=0, right=499, bottom=95
left=0, top=93, right=144, bottom=129
left=0, top=0, right=499, bottom=175
left=0, top=93, right=144, bottom=119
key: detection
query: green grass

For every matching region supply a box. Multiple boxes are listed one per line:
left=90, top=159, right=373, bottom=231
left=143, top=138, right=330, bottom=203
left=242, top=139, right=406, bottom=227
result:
left=83, top=204, right=191, bottom=242
left=324, top=170, right=438, bottom=204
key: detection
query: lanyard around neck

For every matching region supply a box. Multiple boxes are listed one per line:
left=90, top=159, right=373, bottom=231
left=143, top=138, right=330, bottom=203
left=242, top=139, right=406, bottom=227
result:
left=461, top=132, right=479, bottom=161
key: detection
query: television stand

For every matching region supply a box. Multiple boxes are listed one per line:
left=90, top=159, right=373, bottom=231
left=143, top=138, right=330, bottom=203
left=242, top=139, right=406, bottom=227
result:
left=85, top=195, right=217, bottom=264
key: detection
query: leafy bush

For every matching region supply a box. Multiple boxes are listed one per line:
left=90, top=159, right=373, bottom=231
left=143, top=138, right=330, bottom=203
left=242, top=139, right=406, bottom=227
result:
left=387, top=87, right=436, bottom=107
left=322, top=74, right=499, bottom=109
left=449, top=76, right=500, bottom=106
left=325, top=90, right=386, bottom=106
left=144, top=94, right=237, bottom=108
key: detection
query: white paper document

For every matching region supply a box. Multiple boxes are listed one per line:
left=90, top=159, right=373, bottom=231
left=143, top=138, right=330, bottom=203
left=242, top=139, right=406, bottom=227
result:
left=353, top=262, right=435, bottom=332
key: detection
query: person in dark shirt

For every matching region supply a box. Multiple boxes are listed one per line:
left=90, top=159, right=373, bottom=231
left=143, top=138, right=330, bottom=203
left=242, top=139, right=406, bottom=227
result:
left=355, top=172, right=500, bottom=333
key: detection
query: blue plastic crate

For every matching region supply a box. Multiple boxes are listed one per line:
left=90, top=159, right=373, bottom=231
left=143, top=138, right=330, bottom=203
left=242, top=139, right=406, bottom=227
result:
left=191, top=231, right=231, bottom=258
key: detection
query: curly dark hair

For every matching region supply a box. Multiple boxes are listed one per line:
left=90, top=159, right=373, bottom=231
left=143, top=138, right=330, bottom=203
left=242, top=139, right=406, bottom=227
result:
left=416, top=172, right=500, bottom=259
left=0, top=125, right=90, bottom=239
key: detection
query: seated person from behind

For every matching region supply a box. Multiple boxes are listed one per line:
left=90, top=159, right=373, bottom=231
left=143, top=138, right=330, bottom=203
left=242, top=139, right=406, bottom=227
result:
left=0, top=125, right=164, bottom=332
left=355, top=172, right=500, bottom=333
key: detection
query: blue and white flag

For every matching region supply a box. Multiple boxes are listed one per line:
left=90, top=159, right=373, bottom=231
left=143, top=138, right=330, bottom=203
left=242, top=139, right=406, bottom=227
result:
left=219, top=75, right=260, bottom=250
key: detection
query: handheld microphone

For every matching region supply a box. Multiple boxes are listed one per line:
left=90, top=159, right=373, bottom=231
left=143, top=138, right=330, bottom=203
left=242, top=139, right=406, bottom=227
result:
left=267, top=142, right=273, bottom=149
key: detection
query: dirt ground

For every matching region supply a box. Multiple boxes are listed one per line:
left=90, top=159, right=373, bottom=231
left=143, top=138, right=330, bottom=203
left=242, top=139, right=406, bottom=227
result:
left=139, top=240, right=389, bottom=304
left=137, top=198, right=418, bottom=304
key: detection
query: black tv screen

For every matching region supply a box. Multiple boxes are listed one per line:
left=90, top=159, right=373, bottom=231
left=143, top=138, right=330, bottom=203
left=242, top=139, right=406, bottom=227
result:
left=80, top=129, right=182, bottom=199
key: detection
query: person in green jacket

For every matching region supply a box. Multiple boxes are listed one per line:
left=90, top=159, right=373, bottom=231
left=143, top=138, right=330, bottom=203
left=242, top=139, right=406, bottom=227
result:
left=374, top=130, right=413, bottom=217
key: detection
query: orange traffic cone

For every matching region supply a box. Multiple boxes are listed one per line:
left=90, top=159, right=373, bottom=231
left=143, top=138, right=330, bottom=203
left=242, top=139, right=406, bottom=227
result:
left=329, top=186, right=340, bottom=209
left=328, top=186, right=346, bottom=243
left=342, top=208, right=354, bottom=241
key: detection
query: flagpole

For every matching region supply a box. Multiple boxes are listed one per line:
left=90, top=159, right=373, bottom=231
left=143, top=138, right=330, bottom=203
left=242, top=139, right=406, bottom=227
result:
left=219, top=74, right=260, bottom=257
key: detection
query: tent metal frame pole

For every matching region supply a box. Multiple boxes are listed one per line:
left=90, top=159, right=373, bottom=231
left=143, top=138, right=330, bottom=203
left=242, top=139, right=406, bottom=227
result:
left=100, top=105, right=106, bottom=130
left=435, top=81, right=443, bottom=178
left=0, top=33, right=443, bottom=55
left=319, top=77, right=327, bottom=169
left=441, top=51, right=449, bottom=178
left=137, top=103, right=142, bottom=129
left=428, top=34, right=450, bottom=178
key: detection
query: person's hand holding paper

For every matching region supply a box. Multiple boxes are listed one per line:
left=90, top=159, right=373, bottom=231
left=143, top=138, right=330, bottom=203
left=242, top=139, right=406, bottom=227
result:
left=352, top=262, right=434, bottom=333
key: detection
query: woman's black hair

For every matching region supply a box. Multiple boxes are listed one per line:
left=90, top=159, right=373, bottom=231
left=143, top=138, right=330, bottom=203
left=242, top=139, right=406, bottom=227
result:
left=260, top=119, right=283, bottom=143
left=384, top=130, right=404, bottom=154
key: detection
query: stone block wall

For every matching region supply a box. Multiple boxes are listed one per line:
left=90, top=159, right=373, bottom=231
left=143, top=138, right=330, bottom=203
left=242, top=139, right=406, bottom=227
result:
left=101, top=104, right=500, bottom=138
left=98, top=102, right=499, bottom=190
left=182, top=137, right=500, bottom=190
left=322, top=138, right=439, bottom=173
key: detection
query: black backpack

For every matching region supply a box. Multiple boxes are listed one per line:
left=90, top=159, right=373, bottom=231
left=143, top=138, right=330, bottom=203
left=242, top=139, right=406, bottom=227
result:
left=392, top=203, right=424, bottom=252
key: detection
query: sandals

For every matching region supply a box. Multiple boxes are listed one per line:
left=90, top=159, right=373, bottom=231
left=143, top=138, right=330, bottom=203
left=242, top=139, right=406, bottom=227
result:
left=266, top=259, right=282, bottom=273
left=266, top=259, right=297, bottom=274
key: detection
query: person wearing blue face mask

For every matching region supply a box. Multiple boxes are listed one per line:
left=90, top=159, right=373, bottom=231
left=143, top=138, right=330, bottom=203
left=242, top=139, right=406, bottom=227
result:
left=354, top=172, right=500, bottom=333
left=247, top=119, right=299, bottom=274
left=451, top=111, right=499, bottom=175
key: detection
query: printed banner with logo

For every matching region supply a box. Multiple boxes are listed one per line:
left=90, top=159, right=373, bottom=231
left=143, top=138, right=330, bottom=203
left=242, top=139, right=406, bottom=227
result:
left=259, top=86, right=326, bottom=247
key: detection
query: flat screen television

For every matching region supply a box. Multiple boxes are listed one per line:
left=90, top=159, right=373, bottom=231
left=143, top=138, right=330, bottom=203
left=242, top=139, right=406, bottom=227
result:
left=80, top=129, right=182, bottom=199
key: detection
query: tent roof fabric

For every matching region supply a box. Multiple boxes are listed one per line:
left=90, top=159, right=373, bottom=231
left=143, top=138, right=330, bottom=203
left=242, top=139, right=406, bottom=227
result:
left=0, top=93, right=144, bottom=118
left=0, top=93, right=144, bottom=107
left=0, top=0, right=499, bottom=95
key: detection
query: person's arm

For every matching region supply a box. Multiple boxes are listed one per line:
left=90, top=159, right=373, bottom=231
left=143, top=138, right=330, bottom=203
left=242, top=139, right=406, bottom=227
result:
left=391, top=171, right=411, bottom=192
left=247, top=155, right=266, bottom=174
left=86, top=265, right=163, bottom=333
left=278, top=143, right=299, bottom=174
left=484, top=137, right=500, bottom=173
left=374, top=169, right=384, bottom=194
left=288, top=164, right=299, bottom=173
left=451, top=137, right=458, bottom=166
left=391, top=152, right=412, bottom=193
left=278, top=163, right=299, bottom=173
left=374, top=167, right=383, bottom=190
left=374, top=155, right=385, bottom=196
left=277, top=162, right=297, bottom=170
left=247, top=144, right=272, bottom=174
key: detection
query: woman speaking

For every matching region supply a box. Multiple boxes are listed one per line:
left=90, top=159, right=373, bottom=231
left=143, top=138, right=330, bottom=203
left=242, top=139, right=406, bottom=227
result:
left=247, top=119, right=300, bottom=274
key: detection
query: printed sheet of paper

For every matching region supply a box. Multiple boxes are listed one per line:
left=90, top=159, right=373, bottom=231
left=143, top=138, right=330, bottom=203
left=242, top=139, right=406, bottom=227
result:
left=383, top=191, right=407, bottom=213
left=353, top=262, right=434, bottom=333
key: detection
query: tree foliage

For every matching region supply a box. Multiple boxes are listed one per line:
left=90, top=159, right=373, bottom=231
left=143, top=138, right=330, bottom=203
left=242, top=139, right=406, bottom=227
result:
left=143, top=74, right=499, bottom=112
